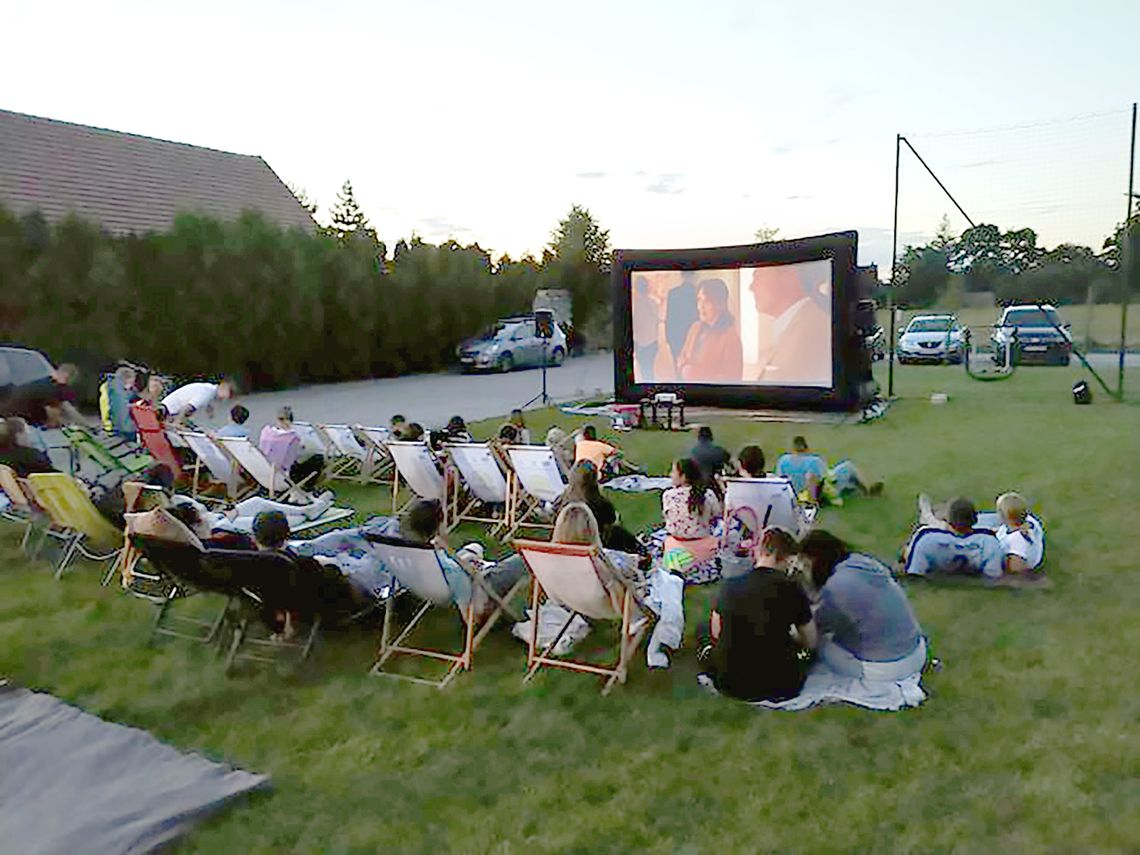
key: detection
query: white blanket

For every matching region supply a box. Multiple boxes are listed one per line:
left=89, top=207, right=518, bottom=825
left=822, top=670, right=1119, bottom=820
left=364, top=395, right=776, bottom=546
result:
left=752, top=661, right=926, bottom=712
left=602, top=475, right=673, bottom=492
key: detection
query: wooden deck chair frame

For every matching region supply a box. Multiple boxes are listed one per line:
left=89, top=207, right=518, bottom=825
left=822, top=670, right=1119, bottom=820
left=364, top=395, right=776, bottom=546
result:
left=25, top=473, right=123, bottom=580
left=514, top=539, right=652, bottom=696
left=175, top=430, right=252, bottom=502
left=443, top=442, right=510, bottom=534
left=108, top=483, right=171, bottom=588
left=354, top=425, right=396, bottom=485
left=215, top=436, right=316, bottom=503
left=316, top=423, right=369, bottom=482
left=504, top=445, right=567, bottom=537
left=367, top=534, right=526, bottom=689
left=385, top=441, right=448, bottom=521
left=721, top=477, right=817, bottom=542
left=289, top=421, right=338, bottom=482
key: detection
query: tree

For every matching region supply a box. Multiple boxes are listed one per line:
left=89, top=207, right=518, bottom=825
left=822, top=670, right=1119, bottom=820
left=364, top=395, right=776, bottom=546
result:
left=930, top=214, right=956, bottom=250
left=754, top=225, right=780, bottom=242
left=545, top=204, right=611, bottom=333
left=287, top=184, right=318, bottom=217
left=328, top=180, right=373, bottom=243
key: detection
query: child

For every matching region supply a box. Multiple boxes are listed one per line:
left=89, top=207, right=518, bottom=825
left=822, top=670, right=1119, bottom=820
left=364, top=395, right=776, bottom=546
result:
left=994, top=492, right=1045, bottom=576
left=217, top=404, right=251, bottom=438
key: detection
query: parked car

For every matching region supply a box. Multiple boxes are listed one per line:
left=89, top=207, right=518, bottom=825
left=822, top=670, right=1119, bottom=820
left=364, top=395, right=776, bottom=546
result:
left=457, top=315, right=569, bottom=373
left=0, top=345, right=55, bottom=417
left=990, top=304, right=1072, bottom=366
left=897, top=314, right=967, bottom=364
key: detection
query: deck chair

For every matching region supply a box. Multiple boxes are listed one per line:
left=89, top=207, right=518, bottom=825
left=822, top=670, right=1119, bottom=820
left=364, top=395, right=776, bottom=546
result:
left=215, top=436, right=313, bottom=502
left=178, top=431, right=247, bottom=501
left=505, top=445, right=567, bottom=536
left=0, top=464, right=63, bottom=556
left=130, top=402, right=185, bottom=483
left=130, top=532, right=233, bottom=647
left=721, top=477, right=817, bottom=541
left=25, top=473, right=123, bottom=580
left=444, top=442, right=510, bottom=533
left=366, top=534, right=526, bottom=688
left=386, top=441, right=447, bottom=519
left=108, top=482, right=170, bottom=588
left=317, top=424, right=370, bottom=481
left=514, top=539, right=652, bottom=695
left=60, top=425, right=155, bottom=479
left=355, top=425, right=396, bottom=484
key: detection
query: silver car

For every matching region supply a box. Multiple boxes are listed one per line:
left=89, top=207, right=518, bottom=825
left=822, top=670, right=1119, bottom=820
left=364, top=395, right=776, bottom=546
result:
left=457, top=316, right=568, bottom=373
left=897, top=314, right=966, bottom=364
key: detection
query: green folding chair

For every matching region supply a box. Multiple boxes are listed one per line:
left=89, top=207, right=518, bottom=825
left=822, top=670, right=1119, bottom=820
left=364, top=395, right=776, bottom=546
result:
left=62, top=425, right=155, bottom=477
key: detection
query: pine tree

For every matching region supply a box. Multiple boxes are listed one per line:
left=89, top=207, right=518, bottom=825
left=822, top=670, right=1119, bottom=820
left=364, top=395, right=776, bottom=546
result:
left=329, top=180, right=374, bottom=244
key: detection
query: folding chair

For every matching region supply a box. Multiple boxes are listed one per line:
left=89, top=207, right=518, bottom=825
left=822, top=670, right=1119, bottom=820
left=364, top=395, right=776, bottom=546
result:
left=514, top=539, right=652, bottom=695
left=365, top=534, right=526, bottom=688
left=504, top=445, right=568, bottom=536
left=444, top=442, right=510, bottom=533
left=108, top=482, right=170, bottom=588
left=25, top=473, right=123, bottom=580
left=130, top=533, right=234, bottom=647
left=317, top=424, right=370, bottom=482
left=178, top=431, right=248, bottom=501
left=0, top=464, right=60, bottom=556
left=215, top=436, right=313, bottom=502
left=386, top=441, right=447, bottom=519
left=721, top=477, right=816, bottom=541
left=60, top=425, right=155, bottom=479
left=355, top=425, right=396, bottom=484
left=130, top=402, right=186, bottom=483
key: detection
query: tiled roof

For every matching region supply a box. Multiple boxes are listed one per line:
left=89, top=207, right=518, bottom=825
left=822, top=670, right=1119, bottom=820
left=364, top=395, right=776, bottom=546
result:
left=0, top=108, right=316, bottom=234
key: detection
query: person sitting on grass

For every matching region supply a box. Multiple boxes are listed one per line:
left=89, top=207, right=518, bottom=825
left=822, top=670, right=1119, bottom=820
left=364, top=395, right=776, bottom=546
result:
left=799, top=530, right=926, bottom=681
left=509, top=408, right=531, bottom=444
left=775, top=435, right=881, bottom=505
left=994, top=492, right=1045, bottom=576
left=902, top=496, right=1004, bottom=580
left=661, top=457, right=724, bottom=585
left=573, top=425, right=642, bottom=480
left=689, top=425, right=731, bottom=480
left=556, top=461, right=645, bottom=557
left=216, top=404, right=251, bottom=439
left=736, top=445, right=767, bottom=478
left=698, top=527, right=816, bottom=702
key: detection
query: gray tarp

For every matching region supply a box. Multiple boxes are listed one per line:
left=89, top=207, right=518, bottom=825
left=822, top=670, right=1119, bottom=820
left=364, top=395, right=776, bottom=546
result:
left=0, top=684, right=269, bottom=854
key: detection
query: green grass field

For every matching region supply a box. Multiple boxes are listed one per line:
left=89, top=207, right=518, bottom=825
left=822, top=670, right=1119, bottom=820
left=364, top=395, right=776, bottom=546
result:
left=2, top=364, right=1139, bottom=852
left=879, top=303, right=1138, bottom=350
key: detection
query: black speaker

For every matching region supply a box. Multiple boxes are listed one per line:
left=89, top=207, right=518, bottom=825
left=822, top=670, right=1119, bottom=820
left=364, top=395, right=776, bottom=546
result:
left=1072, top=380, right=1092, bottom=405
left=535, top=309, right=554, bottom=339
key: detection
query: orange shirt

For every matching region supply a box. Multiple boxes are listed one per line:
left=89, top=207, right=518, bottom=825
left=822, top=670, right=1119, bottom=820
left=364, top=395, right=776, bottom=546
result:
left=574, top=438, right=616, bottom=471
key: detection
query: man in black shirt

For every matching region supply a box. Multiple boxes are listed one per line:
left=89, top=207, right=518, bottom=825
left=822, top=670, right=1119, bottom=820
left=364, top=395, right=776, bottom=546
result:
left=689, top=425, right=731, bottom=480
left=704, top=528, right=816, bottom=701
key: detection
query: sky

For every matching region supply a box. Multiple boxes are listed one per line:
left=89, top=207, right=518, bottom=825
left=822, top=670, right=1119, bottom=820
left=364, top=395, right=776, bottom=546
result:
left=4, top=0, right=1138, bottom=275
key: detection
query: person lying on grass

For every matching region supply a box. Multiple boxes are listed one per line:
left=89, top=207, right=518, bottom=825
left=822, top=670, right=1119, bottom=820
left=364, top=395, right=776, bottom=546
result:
left=698, top=527, right=817, bottom=702
left=800, top=530, right=927, bottom=681
left=775, top=435, right=882, bottom=506
left=901, top=496, right=1005, bottom=580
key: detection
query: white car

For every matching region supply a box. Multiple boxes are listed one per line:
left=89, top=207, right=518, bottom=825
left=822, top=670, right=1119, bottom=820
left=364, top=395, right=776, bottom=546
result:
left=897, top=314, right=966, bottom=364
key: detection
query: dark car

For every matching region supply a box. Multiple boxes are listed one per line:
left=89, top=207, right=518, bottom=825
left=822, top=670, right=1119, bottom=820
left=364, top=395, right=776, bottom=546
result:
left=991, top=304, right=1072, bottom=366
left=0, top=345, right=55, bottom=418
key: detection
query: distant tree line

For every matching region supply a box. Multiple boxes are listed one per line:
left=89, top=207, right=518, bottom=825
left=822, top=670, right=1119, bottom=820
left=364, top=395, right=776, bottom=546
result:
left=890, top=214, right=1138, bottom=308
left=0, top=187, right=611, bottom=393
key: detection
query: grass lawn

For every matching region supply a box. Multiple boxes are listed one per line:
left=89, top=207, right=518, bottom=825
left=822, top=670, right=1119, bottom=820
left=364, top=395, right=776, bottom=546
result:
left=2, top=363, right=1139, bottom=852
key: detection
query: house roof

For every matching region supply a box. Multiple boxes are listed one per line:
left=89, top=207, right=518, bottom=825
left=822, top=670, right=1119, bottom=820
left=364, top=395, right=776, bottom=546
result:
left=0, top=108, right=316, bottom=234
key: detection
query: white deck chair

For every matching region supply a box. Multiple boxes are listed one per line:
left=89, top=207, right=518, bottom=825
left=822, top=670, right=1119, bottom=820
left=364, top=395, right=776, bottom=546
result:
left=178, top=431, right=246, bottom=501
left=444, top=442, right=509, bottom=533
left=367, top=534, right=525, bottom=688
left=505, top=445, right=567, bottom=536
left=290, top=421, right=334, bottom=477
left=386, top=440, right=447, bottom=519
left=356, top=425, right=396, bottom=484
left=215, top=436, right=311, bottom=502
left=722, top=477, right=817, bottom=541
left=318, top=424, right=369, bottom=481
left=514, top=539, right=652, bottom=696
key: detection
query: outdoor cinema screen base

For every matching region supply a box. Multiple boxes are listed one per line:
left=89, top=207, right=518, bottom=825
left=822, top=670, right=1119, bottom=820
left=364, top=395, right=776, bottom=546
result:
left=612, top=230, right=873, bottom=412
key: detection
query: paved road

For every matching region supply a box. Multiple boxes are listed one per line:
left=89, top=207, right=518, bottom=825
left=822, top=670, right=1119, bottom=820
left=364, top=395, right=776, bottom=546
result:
left=202, top=354, right=616, bottom=434
left=202, top=350, right=1138, bottom=435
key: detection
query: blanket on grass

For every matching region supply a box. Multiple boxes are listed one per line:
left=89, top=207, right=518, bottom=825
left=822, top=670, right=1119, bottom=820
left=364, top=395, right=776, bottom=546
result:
left=752, top=662, right=926, bottom=712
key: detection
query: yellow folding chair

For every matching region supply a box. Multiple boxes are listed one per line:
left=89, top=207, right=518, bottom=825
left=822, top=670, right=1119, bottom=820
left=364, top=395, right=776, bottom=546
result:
left=26, top=473, right=123, bottom=580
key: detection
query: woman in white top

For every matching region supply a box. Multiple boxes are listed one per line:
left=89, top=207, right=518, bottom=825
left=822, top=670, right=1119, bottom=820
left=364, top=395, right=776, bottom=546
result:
left=661, top=457, right=723, bottom=584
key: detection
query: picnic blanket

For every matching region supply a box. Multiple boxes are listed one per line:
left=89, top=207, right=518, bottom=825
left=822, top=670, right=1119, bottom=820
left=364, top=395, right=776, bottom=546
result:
left=602, top=475, right=673, bottom=492
left=752, top=656, right=927, bottom=712
left=0, top=683, right=269, bottom=854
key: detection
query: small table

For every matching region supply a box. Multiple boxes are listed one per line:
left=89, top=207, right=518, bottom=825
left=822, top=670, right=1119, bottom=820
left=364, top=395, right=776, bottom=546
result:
left=639, top=397, right=685, bottom=431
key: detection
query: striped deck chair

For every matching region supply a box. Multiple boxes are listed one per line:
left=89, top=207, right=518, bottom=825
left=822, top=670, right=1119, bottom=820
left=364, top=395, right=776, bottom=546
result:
left=354, top=425, right=396, bottom=485
left=504, top=445, right=567, bottom=536
left=130, top=403, right=185, bottom=484
left=444, top=442, right=510, bottom=533
left=215, top=436, right=312, bottom=502
left=317, top=424, right=370, bottom=482
left=721, top=477, right=816, bottom=542
left=365, top=534, right=525, bottom=688
left=386, top=441, right=447, bottom=520
left=514, top=539, right=653, bottom=695
left=25, top=473, right=123, bottom=580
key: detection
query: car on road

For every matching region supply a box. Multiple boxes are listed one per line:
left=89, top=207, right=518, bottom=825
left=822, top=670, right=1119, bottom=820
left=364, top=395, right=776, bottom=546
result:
left=897, top=314, right=967, bottom=364
left=457, top=315, right=568, bottom=373
left=991, top=304, right=1072, bottom=366
left=0, top=345, right=55, bottom=417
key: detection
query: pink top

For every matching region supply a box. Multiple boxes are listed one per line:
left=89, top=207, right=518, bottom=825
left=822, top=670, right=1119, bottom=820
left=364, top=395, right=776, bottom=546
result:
left=259, top=425, right=301, bottom=471
left=662, top=485, right=722, bottom=539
